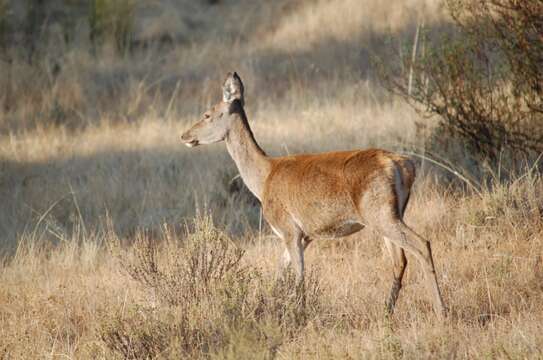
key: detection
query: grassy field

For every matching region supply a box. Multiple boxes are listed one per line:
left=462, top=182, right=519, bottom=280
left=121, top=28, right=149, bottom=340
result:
left=1, top=0, right=542, bottom=358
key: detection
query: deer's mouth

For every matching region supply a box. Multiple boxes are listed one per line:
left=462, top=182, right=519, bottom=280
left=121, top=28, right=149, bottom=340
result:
left=184, top=139, right=199, bottom=148
left=181, top=132, right=199, bottom=147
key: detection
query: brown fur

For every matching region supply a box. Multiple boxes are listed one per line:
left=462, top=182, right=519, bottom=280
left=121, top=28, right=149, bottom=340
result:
left=263, top=149, right=412, bottom=238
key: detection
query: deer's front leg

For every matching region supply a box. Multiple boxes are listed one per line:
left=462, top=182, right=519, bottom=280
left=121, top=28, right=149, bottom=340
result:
left=284, top=232, right=305, bottom=284
left=272, top=224, right=305, bottom=283
left=264, top=203, right=306, bottom=284
left=278, top=234, right=311, bottom=276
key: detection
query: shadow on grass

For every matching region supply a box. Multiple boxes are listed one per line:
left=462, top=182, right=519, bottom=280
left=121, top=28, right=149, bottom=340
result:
left=0, top=144, right=261, bottom=255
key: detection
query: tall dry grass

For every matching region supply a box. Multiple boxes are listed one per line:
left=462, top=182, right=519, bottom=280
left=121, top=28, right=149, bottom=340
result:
left=1, top=0, right=542, bottom=358
left=2, top=172, right=542, bottom=358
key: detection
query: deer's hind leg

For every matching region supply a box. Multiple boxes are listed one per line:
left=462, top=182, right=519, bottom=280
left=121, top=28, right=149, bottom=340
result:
left=384, top=237, right=407, bottom=314
left=361, top=184, right=445, bottom=318
left=384, top=181, right=411, bottom=314
left=382, top=220, right=446, bottom=319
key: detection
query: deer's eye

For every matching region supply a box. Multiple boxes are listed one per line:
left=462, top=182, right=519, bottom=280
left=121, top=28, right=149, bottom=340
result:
left=204, top=113, right=211, bottom=120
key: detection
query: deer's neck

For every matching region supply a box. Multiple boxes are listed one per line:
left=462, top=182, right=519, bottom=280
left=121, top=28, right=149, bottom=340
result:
left=225, top=113, right=270, bottom=201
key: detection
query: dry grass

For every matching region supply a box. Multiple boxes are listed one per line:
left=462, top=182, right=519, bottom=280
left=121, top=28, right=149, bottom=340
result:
left=1, top=174, right=542, bottom=358
left=1, top=0, right=542, bottom=358
left=261, top=0, right=447, bottom=52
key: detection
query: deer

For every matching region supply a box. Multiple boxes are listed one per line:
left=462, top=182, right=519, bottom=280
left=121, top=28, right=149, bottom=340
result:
left=181, top=72, right=447, bottom=319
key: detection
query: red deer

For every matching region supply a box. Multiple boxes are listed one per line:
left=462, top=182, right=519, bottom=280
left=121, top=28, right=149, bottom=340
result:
left=181, top=72, right=446, bottom=318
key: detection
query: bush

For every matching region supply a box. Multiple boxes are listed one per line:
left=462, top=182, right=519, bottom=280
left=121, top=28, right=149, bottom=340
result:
left=380, top=0, right=543, bottom=161
left=100, top=307, right=176, bottom=359
left=104, top=215, right=326, bottom=358
left=123, top=216, right=245, bottom=306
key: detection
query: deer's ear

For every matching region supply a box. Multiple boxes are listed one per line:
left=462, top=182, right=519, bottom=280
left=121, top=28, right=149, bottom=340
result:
left=222, top=72, right=244, bottom=105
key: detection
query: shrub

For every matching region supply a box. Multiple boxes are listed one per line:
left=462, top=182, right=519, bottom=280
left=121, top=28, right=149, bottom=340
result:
left=380, top=0, right=543, bottom=161
left=100, top=307, right=176, bottom=359
left=103, top=215, right=326, bottom=358
left=123, top=216, right=246, bottom=307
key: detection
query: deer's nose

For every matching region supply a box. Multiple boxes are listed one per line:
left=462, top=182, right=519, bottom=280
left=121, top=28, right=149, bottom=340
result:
left=181, top=132, right=198, bottom=147
left=181, top=132, right=192, bottom=142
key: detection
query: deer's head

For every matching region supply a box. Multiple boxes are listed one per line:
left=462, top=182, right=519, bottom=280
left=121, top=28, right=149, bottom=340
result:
left=181, top=72, right=245, bottom=147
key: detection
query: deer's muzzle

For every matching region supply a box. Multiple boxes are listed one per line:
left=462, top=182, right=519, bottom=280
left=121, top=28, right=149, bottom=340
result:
left=181, top=132, right=199, bottom=147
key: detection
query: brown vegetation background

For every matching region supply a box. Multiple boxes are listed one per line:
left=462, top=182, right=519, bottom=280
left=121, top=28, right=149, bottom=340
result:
left=0, top=0, right=542, bottom=358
